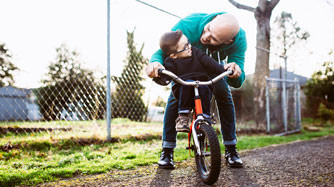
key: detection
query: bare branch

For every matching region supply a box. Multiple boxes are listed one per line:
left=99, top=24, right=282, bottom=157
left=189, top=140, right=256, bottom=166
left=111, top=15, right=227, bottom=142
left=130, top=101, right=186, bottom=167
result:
left=228, top=0, right=256, bottom=12
left=269, top=0, right=280, bottom=9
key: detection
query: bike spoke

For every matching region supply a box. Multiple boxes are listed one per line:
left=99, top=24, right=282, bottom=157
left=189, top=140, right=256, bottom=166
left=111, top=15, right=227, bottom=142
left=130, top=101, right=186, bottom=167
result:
left=194, top=123, right=221, bottom=185
left=202, top=152, right=211, bottom=156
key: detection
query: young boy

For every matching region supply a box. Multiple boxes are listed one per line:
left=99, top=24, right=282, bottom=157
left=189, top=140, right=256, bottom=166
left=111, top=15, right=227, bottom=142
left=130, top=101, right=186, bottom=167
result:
left=154, top=30, right=227, bottom=132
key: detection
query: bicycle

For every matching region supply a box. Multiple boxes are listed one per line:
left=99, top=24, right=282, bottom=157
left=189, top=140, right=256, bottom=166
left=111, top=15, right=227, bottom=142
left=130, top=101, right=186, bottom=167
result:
left=157, top=68, right=233, bottom=185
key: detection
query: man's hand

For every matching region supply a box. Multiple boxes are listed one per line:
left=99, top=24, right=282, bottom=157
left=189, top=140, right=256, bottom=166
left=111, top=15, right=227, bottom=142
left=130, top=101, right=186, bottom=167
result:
left=224, top=62, right=241, bottom=79
left=145, top=62, right=165, bottom=78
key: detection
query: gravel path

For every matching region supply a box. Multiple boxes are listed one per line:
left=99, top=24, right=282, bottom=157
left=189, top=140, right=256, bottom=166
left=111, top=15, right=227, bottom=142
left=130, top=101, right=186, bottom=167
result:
left=41, top=136, right=334, bottom=187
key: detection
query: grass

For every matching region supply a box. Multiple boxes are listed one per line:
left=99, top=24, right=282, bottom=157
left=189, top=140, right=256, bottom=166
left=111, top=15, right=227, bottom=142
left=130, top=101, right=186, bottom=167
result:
left=0, top=118, right=333, bottom=186
left=0, top=118, right=162, bottom=145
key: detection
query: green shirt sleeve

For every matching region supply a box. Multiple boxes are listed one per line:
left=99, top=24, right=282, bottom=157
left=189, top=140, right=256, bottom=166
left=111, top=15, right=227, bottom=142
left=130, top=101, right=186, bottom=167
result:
left=150, top=49, right=165, bottom=65
left=226, top=31, right=247, bottom=88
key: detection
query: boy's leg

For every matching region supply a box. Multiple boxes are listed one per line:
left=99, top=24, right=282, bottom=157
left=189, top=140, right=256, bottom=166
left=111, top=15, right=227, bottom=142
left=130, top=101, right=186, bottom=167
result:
left=178, top=85, right=193, bottom=114
left=176, top=85, right=192, bottom=132
left=198, top=85, right=212, bottom=117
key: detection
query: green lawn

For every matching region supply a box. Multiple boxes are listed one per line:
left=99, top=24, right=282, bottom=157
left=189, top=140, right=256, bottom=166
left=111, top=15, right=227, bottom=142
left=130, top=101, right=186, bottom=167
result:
left=0, top=118, right=162, bottom=145
left=0, top=119, right=333, bottom=186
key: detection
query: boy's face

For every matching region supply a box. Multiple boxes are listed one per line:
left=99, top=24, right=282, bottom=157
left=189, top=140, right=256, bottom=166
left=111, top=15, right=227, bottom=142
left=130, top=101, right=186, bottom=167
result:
left=170, top=34, right=192, bottom=59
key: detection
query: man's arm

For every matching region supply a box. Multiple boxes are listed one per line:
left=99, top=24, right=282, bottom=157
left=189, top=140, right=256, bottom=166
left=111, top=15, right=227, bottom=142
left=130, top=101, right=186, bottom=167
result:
left=226, top=30, right=247, bottom=88
left=150, top=49, right=165, bottom=64
left=226, top=47, right=246, bottom=88
left=146, top=44, right=168, bottom=78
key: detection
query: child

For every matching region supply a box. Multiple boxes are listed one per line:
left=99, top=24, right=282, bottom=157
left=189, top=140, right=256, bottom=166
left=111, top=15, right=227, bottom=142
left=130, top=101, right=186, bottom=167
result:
left=154, top=30, right=226, bottom=132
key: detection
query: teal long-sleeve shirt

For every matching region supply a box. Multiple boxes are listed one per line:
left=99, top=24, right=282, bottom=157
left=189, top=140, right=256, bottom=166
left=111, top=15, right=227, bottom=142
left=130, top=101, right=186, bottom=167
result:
left=150, top=12, right=247, bottom=88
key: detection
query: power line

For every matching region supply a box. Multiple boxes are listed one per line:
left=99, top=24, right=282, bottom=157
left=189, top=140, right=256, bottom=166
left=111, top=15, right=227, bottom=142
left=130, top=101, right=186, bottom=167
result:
left=135, top=0, right=181, bottom=19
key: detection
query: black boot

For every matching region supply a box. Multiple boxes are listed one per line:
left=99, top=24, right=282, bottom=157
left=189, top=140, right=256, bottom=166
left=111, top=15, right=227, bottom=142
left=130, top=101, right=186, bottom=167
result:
left=158, top=148, right=175, bottom=169
left=225, top=145, right=243, bottom=168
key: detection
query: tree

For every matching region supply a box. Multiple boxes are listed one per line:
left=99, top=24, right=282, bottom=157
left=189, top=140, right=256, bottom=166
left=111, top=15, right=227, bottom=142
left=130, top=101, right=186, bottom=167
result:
left=37, top=43, right=106, bottom=120
left=228, top=0, right=280, bottom=126
left=304, top=50, right=334, bottom=118
left=271, top=11, right=310, bottom=77
left=111, top=30, right=148, bottom=121
left=271, top=11, right=310, bottom=127
left=0, top=43, right=19, bottom=87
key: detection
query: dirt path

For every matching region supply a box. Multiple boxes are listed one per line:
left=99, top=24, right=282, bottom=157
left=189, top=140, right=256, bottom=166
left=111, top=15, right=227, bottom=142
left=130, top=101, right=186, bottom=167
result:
left=41, top=136, right=334, bottom=187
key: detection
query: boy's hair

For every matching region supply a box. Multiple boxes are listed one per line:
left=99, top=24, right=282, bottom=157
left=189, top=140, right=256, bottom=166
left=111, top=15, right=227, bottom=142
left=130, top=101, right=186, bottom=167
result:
left=159, top=30, right=183, bottom=56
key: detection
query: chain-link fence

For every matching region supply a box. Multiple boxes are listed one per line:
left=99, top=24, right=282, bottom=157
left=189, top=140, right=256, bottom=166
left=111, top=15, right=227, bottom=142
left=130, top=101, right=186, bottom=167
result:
left=0, top=73, right=108, bottom=141
left=0, top=28, right=157, bottom=144
left=265, top=77, right=301, bottom=135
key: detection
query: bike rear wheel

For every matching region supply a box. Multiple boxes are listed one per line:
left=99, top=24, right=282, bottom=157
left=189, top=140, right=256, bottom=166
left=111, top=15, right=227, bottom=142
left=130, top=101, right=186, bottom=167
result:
left=194, top=123, right=221, bottom=185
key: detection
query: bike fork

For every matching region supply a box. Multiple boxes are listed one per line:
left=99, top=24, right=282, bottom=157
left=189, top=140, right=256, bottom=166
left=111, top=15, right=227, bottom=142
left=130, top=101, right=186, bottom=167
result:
left=192, top=117, right=204, bottom=156
left=192, top=85, right=204, bottom=156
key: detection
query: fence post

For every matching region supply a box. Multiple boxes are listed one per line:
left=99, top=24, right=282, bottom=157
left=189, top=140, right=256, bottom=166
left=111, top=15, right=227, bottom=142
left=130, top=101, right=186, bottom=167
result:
left=265, top=77, right=270, bottom=133
left=296, top=79, right=302, bottom=130
left=106, top=0, right=112, bottom=140
left=282, top=79, right=287, bottom=132
left=294, top=78, right=298, bottom=130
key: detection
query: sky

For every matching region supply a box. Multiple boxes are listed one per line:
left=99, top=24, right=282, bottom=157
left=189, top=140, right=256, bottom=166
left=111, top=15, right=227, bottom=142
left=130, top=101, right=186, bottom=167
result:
left=1, top=0, right=334, bottom=93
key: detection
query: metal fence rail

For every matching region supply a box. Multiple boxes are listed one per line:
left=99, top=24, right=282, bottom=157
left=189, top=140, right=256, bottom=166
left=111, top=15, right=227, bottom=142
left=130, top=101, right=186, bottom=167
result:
left=265, top=77, right=301, bottom=135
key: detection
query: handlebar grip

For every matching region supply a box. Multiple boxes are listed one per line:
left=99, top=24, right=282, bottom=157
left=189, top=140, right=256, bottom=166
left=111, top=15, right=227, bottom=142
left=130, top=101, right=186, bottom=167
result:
left=158, top=68, right=164, bottom=76
left=227, top=68, right=234, bottom=75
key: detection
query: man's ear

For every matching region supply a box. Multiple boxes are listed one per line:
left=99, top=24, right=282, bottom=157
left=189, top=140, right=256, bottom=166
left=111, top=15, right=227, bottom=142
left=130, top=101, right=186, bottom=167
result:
left=224, top=39, right=233, bottom=45
left=169, top=53, right=177, bottom=59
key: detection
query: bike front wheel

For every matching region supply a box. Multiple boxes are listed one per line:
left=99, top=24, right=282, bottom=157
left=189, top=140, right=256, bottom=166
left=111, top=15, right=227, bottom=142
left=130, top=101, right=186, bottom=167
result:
left=194, top=123, right=221, bottom=185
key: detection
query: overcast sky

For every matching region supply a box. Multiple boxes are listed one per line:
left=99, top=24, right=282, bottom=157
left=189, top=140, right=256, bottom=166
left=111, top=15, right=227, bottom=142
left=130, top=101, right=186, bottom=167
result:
left=1, top=0, right=334, bottom=89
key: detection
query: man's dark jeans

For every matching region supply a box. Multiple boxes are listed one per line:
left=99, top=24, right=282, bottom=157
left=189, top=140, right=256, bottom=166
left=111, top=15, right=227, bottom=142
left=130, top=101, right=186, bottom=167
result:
left=162, top=77, right=237, bottom=149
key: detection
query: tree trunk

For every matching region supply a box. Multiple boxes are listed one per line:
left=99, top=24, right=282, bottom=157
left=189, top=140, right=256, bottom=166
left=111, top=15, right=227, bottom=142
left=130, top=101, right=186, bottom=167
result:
left=228, top=0, right=280, bottom=127
left=253, top=7, right=271, bottom=126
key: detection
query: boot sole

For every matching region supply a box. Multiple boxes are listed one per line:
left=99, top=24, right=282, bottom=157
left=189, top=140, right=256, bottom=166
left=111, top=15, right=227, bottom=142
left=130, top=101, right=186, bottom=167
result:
left=225, top=160, right=243, bottom=168
left=227, top=164, right=243, bottom=168
left=158, top=165, right=175, bottom=169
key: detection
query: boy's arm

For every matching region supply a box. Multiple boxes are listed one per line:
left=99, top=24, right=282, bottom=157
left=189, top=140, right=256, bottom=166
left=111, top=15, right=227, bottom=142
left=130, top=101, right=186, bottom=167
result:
left=196, top=48, right=225, bottom=75
left=152, top=58, right=175, bottom=86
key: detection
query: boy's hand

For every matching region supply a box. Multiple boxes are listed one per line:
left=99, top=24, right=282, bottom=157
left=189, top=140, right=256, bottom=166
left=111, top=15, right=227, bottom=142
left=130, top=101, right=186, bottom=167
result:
left=145, top=62, right=165, bottom=78
left=224, top=62, right=241, bottom=79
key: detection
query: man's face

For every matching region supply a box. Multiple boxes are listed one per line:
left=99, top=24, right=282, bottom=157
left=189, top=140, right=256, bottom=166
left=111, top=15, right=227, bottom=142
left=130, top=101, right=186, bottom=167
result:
left=200, top=21, right=234, bottom=46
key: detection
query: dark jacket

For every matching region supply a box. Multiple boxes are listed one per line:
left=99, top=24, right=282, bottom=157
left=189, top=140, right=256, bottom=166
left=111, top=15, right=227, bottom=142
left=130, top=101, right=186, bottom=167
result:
left=154, top=46, right=226, bottom=98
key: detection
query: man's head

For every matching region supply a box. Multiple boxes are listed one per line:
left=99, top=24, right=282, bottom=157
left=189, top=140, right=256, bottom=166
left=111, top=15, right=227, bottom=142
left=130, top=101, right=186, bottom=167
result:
left=160, top=30, right=192, bottom=59
left=200, top=13, right=240, bottom=46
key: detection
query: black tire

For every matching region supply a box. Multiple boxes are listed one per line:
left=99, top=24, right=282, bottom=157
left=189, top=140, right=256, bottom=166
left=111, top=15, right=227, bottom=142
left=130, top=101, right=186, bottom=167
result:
left=194, top=123, right=221, bottom=185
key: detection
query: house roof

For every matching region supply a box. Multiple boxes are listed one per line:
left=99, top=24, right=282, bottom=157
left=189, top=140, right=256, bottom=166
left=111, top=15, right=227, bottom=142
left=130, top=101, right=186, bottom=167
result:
left=245, top=69, right=308, bottom=87
left=0, top=86, right=31, bottom=97
left=269, top=69, right=308, bottom=86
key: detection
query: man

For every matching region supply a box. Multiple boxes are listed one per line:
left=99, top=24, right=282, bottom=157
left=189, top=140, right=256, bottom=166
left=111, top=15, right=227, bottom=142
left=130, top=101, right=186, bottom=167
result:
left=146, top=12, right=247, bottom=169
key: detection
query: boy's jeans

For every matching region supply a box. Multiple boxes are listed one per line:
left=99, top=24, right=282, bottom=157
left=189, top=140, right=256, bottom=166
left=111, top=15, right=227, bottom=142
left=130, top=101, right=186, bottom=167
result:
left=162, top=77, right=237, bottom=149
left=178, top=83, right=211, bottom=116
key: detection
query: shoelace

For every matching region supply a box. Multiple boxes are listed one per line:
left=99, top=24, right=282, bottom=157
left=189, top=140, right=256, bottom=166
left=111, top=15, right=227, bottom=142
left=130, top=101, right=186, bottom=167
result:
left=177, top=117, right=189, bottom=125
left=161, top=150, right=174, bottom=159
left=180, top=118, right=189, bottom=124
left=226, top=149, right=239, bottom=158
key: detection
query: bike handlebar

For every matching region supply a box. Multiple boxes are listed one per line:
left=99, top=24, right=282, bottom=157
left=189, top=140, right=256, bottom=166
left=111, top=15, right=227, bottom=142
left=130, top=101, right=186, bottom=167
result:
left=157, top=68, right=233, bottom=86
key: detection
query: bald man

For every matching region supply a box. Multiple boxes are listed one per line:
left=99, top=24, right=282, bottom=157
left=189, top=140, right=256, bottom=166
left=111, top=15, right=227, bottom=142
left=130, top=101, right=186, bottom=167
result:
left=147, top=12, right=247, bottom=169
